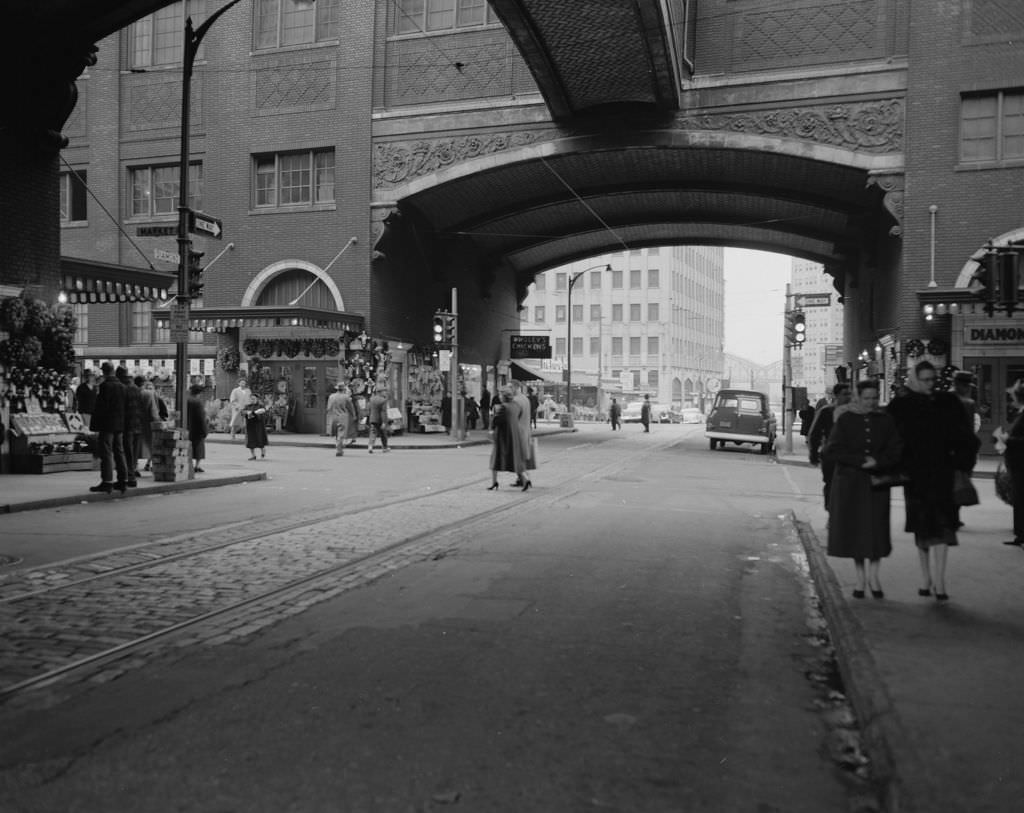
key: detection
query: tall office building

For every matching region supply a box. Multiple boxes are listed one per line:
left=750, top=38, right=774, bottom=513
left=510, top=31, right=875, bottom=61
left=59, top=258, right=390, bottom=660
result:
left=519, top=247, right=725, bottom=411
left=790, top=259, right=844, bottom=400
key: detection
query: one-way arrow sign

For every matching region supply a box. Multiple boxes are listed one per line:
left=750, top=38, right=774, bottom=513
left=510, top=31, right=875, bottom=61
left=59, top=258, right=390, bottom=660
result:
left=189, top=210, right=223, bottom=239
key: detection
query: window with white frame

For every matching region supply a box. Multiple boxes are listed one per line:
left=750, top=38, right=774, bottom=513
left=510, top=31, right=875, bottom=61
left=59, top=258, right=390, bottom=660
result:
left=254, top=149, right=335, bottom=208
left=255, top=0, right=341, bottom=49
left=648, top=302, right=659, bottom=321
left=555, top=272, right=567, bottom=290
left=611, top=304, right=623, bottom=322
left=394, top=0, right=500, bottom=35
left=72, top=304, right=88, bottom=345
left=961, top=90, right=1024, bottom=163
left=611, top=337, right=623, bottom=356
left=130, top=2, right=207, bottom=68
left=534, top=274, right=546, bottom=291
left=589, top=336, right=599, bottom=355
left=572, top=337, right=583, bottom=355
left=648, top=336, right=659, bottom=355
left=555, top=337, right=566, bottom=356
left=555, top=305, right=566, bottom=322
left=534, top=305, right=545, bottom=323
left=629, top=269, right=642, bottom=289
left=648, top=268, right=659, bottom=288
left=572, top=304, right=583, bottom=322
left=130, top=163, right=202, bottom=218
left=590, top=304, right=601, bottom=322
left=611, top=270, right=623, bottom=289
left=629, top=303, right=641, bottom=321
left=590, top=270, right=602, bottom=289
left=60, top=170, right=88, bottom=223
left=131, top=302, right=152, bottom=344
left=647, top=370, right=658, bottom=388
left=629, top=336, right=641, bottom=356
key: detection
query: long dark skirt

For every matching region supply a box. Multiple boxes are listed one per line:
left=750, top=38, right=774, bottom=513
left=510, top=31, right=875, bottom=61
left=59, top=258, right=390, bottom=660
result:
left=245, top=415, right=268, bottom=450
left=828, top=466, right=892, bottom=560
left=489, top=410, right=523, bottom=473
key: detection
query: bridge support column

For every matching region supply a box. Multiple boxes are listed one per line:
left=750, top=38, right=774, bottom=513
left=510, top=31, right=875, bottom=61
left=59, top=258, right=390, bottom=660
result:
left=0, top=33, right=96, bottom=299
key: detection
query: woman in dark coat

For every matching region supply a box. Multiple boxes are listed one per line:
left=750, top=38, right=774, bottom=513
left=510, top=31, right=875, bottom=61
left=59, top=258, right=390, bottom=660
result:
left=888, top=360, right=976, bottom=601
left=994, top=379, right=1024, bottom=546
left=243, top=400, right=268, bottom=460
left=186, top=384, right=209, bottom=473
left=825, top=379, right=903, bottom=598
left=487, top=388, right=530, bottom=490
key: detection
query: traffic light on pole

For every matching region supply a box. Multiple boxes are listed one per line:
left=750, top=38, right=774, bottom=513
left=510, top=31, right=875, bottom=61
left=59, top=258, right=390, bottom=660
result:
left=792, top=311, right=806, bottom=345
left=784, top=311, right=796, bottom=346
left=187, top=250, right=205, bottom=298
left=444, top=313, right=456, bottom=346
left=432, top=312, right=445, bottom=346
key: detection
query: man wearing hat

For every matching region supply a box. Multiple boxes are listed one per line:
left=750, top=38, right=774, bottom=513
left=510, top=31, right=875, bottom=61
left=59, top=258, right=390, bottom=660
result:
left=952, top=370, right=981, bottom=528
left=326, top=382, right=357, bottom=456
left=89, top=361, right=129, bottom=493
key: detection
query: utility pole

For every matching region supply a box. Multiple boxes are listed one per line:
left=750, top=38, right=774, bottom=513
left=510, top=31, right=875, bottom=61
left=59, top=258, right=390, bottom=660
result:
left=783, top=283, right=794, bottom=453
left=450, top=287, right=465, bottom=441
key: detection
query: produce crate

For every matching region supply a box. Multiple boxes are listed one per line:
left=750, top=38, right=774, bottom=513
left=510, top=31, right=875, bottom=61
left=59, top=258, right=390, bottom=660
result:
left=11, top=452, right=95, bottom=475
left=150, top=429, right=193, bottom=482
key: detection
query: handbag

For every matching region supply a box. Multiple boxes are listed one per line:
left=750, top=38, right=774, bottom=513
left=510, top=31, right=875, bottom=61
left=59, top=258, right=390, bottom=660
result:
left=953, top=470, right=979, bottom=507
left=995, top=461, right=1014, bottom=506
left=869, top=470, right=911, bottom=489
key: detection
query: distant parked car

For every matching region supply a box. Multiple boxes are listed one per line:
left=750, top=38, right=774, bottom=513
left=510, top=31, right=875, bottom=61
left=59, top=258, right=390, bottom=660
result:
left=680, top=408, right=705, bottom=424
left=621, top=402, right=644, bottom=423
left=705, top=389, right=777, bottom=454
left=653, top=403, right=674, bottom=423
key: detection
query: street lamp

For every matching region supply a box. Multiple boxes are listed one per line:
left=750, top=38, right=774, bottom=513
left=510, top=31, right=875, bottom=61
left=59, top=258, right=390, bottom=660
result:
left=566, top=263, right=611, bottom=427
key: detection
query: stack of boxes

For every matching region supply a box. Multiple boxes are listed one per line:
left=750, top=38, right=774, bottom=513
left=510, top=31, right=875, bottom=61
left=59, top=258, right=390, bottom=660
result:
left=150, top=426, right=193, bottom=482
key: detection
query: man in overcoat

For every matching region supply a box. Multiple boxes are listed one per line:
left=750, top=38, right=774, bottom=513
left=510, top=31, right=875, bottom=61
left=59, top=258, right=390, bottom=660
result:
left=808, top=383, right=851, bottom=510
left=89, top=362, right=128, bottom=493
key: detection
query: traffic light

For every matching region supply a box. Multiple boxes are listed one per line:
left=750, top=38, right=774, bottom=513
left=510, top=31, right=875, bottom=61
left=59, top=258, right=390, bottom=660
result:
left=432, top=311, right=457, bottom=347
left=187, top=250, right=205, bottom=298
left=444, top=313, right=457, bottom=345
left=792, top=311, right=806, bottom=345
left=432, top=312, right=445, bottom=345
left=784, top=311, right=796, bottom=345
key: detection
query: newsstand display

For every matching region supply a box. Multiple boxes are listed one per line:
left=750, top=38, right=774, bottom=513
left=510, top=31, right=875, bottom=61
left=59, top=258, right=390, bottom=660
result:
left=7, top=412, right=92, bottom=474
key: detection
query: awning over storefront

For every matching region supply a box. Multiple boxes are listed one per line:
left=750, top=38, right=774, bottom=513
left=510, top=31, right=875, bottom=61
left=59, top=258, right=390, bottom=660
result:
left=153, top=304, right=364, bottom=333
left=509, top=360, right=560, bottom=383
left=60, top=257, right=175, bottom=304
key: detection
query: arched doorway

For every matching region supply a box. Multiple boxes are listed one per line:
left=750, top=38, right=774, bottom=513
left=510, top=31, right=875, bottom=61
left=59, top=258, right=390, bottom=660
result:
left=683, top=378, right=694, bottom=407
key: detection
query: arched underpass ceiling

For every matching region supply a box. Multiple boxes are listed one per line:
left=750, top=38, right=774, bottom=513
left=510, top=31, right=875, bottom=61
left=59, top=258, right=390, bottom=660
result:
left=398, top=145, right=888, bottom=285
left=488, top=0, right=680, bottom=119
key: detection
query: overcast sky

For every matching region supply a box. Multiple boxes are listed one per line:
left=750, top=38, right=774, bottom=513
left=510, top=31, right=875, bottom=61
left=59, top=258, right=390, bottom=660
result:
left=723, top=248, right=793, bottom=366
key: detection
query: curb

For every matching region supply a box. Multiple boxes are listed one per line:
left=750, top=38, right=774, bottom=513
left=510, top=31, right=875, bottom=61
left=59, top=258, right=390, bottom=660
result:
left=789, top=512, right=937, bottom=813
left=0, top=472, right=268, bottom=515
left=205, top=427, right=578, bottom=451
left=775, top=455, right=997, bottom=480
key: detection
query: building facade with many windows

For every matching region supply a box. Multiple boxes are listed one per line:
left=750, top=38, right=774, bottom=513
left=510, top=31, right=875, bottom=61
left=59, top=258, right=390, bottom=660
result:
left=519, top=247, right=725, bottom=412
left=789, top=258, right=844, bottom=403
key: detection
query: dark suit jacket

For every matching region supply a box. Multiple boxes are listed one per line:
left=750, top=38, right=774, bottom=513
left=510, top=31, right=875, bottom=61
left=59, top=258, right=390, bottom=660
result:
left=89, top=376, right=125, bottom=433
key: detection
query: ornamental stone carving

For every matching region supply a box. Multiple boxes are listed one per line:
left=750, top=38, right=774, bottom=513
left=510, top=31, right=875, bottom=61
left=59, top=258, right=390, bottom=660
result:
left=675, top=100, right=903, bottom=154
left=373, top=131, right=555, bottom=188
left=866, top=171, right=905, bottom=237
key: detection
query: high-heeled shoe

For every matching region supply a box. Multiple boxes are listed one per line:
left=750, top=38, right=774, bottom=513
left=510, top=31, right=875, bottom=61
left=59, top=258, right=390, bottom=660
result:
left=487, top=483, right=499, bottom=490
left=521, top=480, right=531, bottom=492
left=933, top=589, right=950, bottom=601
left=871, top=589, right=884, bottom=599
left=852, top=589, right=865, bottom=599
left=918, top=587, right=932, bottom=597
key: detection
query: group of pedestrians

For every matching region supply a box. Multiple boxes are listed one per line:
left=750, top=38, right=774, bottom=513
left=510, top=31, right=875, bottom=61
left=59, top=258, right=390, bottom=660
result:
left=324, top=382, right=392, bottom=455
left=488, top=381, right=535, bottom=491
left=811, top=361, right=981, bottom=601
left=87, top=362, right=205, bottom=493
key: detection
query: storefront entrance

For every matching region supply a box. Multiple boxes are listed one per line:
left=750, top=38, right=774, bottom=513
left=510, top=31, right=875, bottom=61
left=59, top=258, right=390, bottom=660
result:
left=963, top=355, right=1024, bottom=451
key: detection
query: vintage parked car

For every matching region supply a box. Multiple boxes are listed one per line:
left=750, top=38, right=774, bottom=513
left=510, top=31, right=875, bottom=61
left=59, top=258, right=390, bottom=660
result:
left=680, top=408, right=705, bottom=424
left=621, top=402, right=644, bottom=423
left=705, top=389, right=777, bottom=454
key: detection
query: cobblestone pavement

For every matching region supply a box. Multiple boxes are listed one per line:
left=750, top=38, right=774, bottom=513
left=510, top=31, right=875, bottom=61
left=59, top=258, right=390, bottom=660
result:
left=0, top=435, right=670, bottom=703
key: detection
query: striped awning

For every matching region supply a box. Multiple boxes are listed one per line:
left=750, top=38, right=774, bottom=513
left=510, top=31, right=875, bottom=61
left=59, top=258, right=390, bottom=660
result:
left=60, top=257, right=175, bottom=304
left=153, top=305, right=364, bottom=333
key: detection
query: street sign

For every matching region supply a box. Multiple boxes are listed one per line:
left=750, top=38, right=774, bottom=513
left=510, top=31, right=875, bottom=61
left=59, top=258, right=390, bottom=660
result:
left=189, top=210, right=223, bottom=239
left=795, top=292, right=832, bottom=308
left=510, top=335, right=552, bottom=359
left=154, top=248, right=180, bottom=265
left=137, top=225, right=177, bottom=237
left=169, top=300, right=190, bottom=343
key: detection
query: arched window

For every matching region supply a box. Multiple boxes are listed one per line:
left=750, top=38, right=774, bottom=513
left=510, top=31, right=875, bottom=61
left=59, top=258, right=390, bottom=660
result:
left=256, top=268, right=335, bottom=310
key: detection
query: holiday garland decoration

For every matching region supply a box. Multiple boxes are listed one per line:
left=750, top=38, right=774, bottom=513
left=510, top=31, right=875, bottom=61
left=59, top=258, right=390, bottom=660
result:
left=216, top=346, right=241, bottom=373
left=904, top=339, right=925, bottom=358
left=926, top=338, right=948, bottom=356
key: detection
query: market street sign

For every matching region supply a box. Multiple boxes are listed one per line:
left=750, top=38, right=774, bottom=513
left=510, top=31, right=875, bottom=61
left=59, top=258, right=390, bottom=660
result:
left=137, top=225, right=177, bottom=237
left=189, top=210, right=223, bottom=239
left=510, top=335, right=551, bottom=359
left=794, top=292, right=832, bottom=308
left=154, top=248, right=180, bottom=265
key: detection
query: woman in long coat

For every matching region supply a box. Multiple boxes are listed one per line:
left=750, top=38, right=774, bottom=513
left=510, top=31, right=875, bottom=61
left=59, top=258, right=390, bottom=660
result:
left=243, top=400, right=268, bottom=460
left=888, top=360, right=976, bottom=600
left=824, top=379, right=903, bottom=598
left=487, top=388, right=531, bottom=491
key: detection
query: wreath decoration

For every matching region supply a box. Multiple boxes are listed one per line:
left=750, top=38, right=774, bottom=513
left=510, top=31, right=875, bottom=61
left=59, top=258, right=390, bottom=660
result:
left=257, top=339, right=275, bottom=359
left=905, top=339, right=926, bottom=358
left=927, top=338, right=948, bottom=356
left=243, top=338, right=259, bottom=356
left=216, top=346, right=241, bottom=373
left=282, top=339, right=301, bottom=358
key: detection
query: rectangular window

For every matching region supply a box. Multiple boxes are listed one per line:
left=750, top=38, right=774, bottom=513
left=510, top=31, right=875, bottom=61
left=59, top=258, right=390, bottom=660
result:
left=253, top=149, right=334, bottom=208
left=572, top=304, right=583, bottom=322
left=590, top=304, right=601, bottom=322
left=590, top=270, right=602, bottom=289
left=130, top=163, right=202, bottom=218
left=555, top=305, right=566, bottom=322
left=629, top=303, right=641, bottom=321
left=612, top=304, right=623, bottom=322
left=534, top=306, right=545, bottom=323
left=534, top=274, right=546, bottom=291
left=555, top=337, right=566, bottom=356
left=629, top=336, right=641, bottom=356
left=72, top=304, right=88, bottom=345
left=589, top=336, right=599, bottom=356
left=611, top=270, right=623, bottom=289
left=396, top=0, right=499, bottom=34
left=555, top=272, right=567, bottom=290
left=961, top=90, right=1024, bottom=163
left=647, top=247, right=660, bottom=256
left=629, top=269, right=642, bottom=289
left=255, top=0, right=341, bottom=48
left=648, top=336, right=659, bottom=355
left=130, top=2, right=193, bottom=68
left=611, top=337, right=623, bottom=356
left=59, top=170, right=88, bottom=223
left=648, top=370, right=659, bottom=388
left=130, top=302, right=152, bottom=344
left=648, top=303, right=659, bottom=321
left=648, top=269, right=659, bottom=288
left=572, top=336, right=583, bottom=356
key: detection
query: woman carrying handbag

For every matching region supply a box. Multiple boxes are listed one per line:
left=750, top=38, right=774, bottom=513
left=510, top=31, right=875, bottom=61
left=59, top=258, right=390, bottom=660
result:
left=993, top=379, right=1024, bottom=547
left=824, top=379, right=903, bottom=599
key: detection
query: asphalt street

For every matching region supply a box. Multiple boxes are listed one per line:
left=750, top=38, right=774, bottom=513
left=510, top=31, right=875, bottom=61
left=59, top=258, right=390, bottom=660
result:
left=1, top=425, right=865, bottom=812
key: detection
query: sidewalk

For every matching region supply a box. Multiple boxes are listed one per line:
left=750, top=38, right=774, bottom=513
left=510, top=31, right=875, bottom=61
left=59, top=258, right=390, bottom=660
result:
left=779, top=445, right=1023, bottom=812
left=0, top=423, right=575, bottom=515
